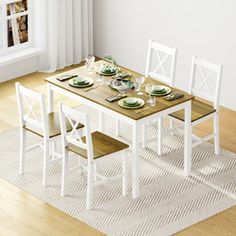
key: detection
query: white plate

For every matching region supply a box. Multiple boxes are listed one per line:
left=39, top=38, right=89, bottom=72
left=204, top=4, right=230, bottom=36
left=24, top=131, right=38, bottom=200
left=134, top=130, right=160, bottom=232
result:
left=99, top=65, right=119, bottom=76
left=73, top=77, right=89, bottom=83
left=118, top=97, right=145, bottom=109
left=99, top=70, right=118, bottom=76
left=145, top=85, right=171, bottom=97
left=69, top=77, right=94, bottom=88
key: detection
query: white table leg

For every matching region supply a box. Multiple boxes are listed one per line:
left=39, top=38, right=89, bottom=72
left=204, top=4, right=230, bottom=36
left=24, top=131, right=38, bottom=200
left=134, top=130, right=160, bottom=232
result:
left=141, top=124, right=147, bottom=149
left=99, top=111, right=104, bottom=132
left=157, top=117, right=163, bottom=156
left=47, top=83, right=54, bottom=113
left=115, top=119, right=120, bottom=136
left=214, top=112, right=220, bottom=155
left=132, top=122, right=140, bottom=198
left=184, top=100, right=192, bottom=176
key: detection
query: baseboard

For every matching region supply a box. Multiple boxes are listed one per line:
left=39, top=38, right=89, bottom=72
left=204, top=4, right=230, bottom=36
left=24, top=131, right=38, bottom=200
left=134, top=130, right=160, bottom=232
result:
left=0, top=55, right=39, bottom=83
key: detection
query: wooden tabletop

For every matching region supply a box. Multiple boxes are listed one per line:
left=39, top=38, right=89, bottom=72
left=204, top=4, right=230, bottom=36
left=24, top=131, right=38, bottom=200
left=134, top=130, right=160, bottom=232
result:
left=45, top=60, right=194, bottom=120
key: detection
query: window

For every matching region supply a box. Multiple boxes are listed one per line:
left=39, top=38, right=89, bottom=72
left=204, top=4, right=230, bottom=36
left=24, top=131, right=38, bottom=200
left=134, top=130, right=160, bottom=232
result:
left=0, top=0, right=32, bottom=56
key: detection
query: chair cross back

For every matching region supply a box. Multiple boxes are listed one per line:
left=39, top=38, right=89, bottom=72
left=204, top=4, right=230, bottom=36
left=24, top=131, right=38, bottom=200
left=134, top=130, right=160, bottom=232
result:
left=59, top=103, right=94, bottom=160
left=145, top=39, right=177, bottom=86
left=189, top=56, right=222, bottom=110
left=15, top=82, right=49, bottom=136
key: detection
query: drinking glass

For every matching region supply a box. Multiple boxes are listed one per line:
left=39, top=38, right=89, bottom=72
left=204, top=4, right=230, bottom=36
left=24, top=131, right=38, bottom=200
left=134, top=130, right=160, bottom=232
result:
left=85, top=55, right=95, bottom=72
left=96, top=64, right=104, bottom=83
left=149, top=96, right=156, bottom=106
left=145, top=83, right=154, bottom=105
left=97, top=74, right=104, bottom=84
left=135, top=76, right=145, bottom=95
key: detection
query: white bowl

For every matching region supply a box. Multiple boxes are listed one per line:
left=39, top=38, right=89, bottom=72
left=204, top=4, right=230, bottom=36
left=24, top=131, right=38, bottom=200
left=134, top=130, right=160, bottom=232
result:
left=124, top=97, right=139, bottom=105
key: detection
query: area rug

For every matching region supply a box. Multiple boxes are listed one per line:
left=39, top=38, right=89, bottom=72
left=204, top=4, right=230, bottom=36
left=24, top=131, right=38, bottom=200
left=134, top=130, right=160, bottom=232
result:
left=0, top=106, right=236, bottom=236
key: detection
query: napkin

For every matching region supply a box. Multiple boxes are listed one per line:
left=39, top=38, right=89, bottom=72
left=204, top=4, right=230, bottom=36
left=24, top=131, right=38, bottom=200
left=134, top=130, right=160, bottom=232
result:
left=106, top=94, right=127, bottom=102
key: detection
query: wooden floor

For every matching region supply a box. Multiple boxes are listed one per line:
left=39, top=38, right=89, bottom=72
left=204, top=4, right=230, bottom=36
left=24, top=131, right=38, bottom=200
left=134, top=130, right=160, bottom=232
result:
left=0, top=66, right=236, bottom=236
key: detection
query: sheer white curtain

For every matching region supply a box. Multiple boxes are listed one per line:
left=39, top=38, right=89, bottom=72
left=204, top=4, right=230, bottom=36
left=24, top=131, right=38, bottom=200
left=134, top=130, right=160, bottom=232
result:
left=35, top=0, right=93, bottom=72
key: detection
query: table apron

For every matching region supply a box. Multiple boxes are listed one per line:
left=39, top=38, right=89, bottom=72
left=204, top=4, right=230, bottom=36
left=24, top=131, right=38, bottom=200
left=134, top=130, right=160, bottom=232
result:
left=48, top=83, right=189, bottom=126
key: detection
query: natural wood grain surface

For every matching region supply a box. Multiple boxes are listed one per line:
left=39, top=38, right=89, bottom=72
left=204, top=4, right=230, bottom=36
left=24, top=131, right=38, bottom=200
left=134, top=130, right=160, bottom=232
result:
left=25, top=111, right=84, bottom=138
left=45, top=60, right=194, bottom=120
left=67, top=131, right=129, bottom=159
left=170, top=99, right=216, bottom=122
left=0, top=178, right=105, bottom=236
left=0, top=63, right=236, bottom=236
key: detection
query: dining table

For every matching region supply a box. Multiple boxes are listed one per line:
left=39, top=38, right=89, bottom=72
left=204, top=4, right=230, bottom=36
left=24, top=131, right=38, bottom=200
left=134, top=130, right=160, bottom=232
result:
left=45, top=60, right=194, bottom=199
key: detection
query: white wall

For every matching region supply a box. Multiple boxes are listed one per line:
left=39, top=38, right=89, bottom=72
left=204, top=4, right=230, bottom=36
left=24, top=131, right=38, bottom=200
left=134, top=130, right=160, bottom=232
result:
left=0, top=56, right=39, bottom=83
left=94, top=0, right=236, bottom=111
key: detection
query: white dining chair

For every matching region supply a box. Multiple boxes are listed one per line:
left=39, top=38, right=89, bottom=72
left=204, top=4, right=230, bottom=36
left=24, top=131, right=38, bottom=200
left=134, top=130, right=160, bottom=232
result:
left=168, top=56, right=222, bottom=155
left=142, top=39, right=177, bottom=152
left=15, top=82, right=83, bottom=187
left=59, top=103, right=129, bottom=210
left=145, top=39, right=177, bottom=86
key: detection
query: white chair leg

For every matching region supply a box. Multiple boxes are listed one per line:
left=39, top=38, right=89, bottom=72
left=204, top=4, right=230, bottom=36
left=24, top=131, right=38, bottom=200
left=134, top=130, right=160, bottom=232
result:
left=93, top=163, right=98, bottom=181
left=61, top=150, right=68, bottom=196
left=86, top=162, right=94, bottom=210
left=122, top=151, right=128, bottom=196
left=43, top=139, right=50, bottom=187
left=51, top=141, right=55, bottom=160
left=115, top=119, right=121, bottom=136
left=78, top=158, right=83, bottom=175
left=158, top=117, right=163, bottom=155
left=142, top=124, right=147, bottom=149
left=19, top=127, right=26, bottom=175
left=214, top=112, right=220, bottom=155
left=169, top=119, right=175, bottom=135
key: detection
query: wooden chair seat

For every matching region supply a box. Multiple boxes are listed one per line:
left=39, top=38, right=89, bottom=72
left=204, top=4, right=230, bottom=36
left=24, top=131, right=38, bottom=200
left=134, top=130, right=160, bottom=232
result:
left=67, top=131, right=129, bottom=159
left=169, top=99, right=216, bottom=122
left=25, top=112, right=83, bottom=138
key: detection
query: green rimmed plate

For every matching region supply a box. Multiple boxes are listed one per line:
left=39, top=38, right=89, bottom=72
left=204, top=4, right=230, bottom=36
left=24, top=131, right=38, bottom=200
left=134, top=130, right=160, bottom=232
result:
left=118, top=97, right=145, bottom=109
left=99, top=65, right=119, bottom=76
left=145, top=85, right=171, bottom=97
left=69, top=77, right=94, bottom=88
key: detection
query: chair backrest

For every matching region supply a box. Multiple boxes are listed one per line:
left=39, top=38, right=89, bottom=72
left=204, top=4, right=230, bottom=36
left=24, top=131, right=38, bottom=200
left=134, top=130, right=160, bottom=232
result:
left=189, top=56, right=223, bottom=110
left=59, top=103, right=94, bottom=162
left=15, top=82, right=49, bottom=137
left=145, top=39, right=177, bottom=86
